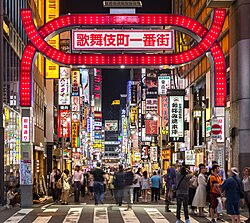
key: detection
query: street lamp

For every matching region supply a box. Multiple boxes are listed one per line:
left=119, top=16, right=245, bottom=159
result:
left=146, top=112, right=163, bottom=171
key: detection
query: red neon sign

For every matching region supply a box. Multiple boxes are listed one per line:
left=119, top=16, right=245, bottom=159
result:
left=20, top=9, right=226, bottom=107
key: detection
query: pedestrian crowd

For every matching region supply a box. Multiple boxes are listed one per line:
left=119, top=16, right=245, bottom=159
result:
left=48, top=162, right=250, bottom=223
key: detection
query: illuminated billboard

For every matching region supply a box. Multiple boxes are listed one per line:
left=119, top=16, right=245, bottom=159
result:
left=105, top=120, right=118, bottom=131
left=58, top=67, right=70, bottom=105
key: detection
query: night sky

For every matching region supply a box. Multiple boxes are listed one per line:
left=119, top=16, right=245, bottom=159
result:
left=60, top=0, right=172, bottom=120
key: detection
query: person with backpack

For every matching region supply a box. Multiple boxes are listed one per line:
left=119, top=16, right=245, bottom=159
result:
left=209, top=164, right=223, bottom=223
left=175, top=166, right=192, bottom=223
left=221, top=167, right=242, bottom=223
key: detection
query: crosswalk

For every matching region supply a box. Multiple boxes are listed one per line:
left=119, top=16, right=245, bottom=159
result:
left=1, top=205, right=249, bottom=223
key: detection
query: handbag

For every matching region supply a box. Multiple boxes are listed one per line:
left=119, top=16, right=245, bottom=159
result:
left=232, top=176, right=244, bottom=199
left=63, top=180, right=71, bottom=190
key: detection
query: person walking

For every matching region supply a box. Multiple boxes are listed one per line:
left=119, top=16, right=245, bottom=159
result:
left=133, top=170, right=141, bottom=203
left=209, top=164, right=223, bottom=223
left=88, top=172, right=94, bottom=200
left=164, top=166, right=176, bottom=212
left=221, top=167, right=242, bottom=223
left=61, top=169, right=70, bottom=205
left=140, top=171, right=150, bottom=202
left=242, top=167, right=250, bottom=223
left=108, top=172, right=115, bottom=198
left=151, top=171, right=161, bottom=202
left=72, top=165, right=83, bottom=202
left=92, top=162, right=105, bottom=205
left=175, top=166, right=192, bottom=223
left=192, top=164, right=207, bottom=217
left=124, top=167, right=134, bottom=210
left=50, top=167, right=58, bottom=202
left=114, top=165, right=125, bottom=206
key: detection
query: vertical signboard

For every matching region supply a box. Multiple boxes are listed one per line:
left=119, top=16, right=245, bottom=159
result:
left=80, top=69, right=90, bottom=104
left=22, top=117, right=30, bottom=142
left=71, top=96, right=80, bottom=112
left=145, top=120, right=158, bottom=135
left=150, top=146, right=158, bottom=162
left=158, top=76, right=171, bottom=95
left=58, top=110, right=70, bottom=138
left=160, top=96, right=169, bottom=134
left=131, top=84, right=137, bottom=105
left=58, top=67, right=70, bottom=105
left=71, top=122, right=80, bottom=148
left=71, top=70, right=80, bottom=95
left=45, top=0, right=59, bottom=78
left=169, top=94, right=184, bottom=142
left=94, top=69, right=102, bottom=110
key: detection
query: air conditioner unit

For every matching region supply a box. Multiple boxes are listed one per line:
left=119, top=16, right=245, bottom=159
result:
left=206, top=0, right=235, bottom=8
left=103, top=1, right=142, bottom=8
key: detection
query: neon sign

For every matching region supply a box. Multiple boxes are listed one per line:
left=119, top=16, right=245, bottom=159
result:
left=20, top=9, right=226, bottom=107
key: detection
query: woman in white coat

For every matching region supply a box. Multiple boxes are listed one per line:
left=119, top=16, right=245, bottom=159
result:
left=192, top=164, right=207, bottom=217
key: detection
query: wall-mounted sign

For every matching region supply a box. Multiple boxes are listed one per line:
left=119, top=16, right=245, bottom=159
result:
left=58, top=67, right=70, bottom=105
left=158, top=76, right=171, bottom=95
left=145, top=120, right=158, bottom=135
left=217, top=117, right=224, bottom=143
left=185, top=150, right=195, bottom=165
left=71, top=70, right=80, bottom=94
left=45, top=0, right=59, bottom=78
left=72, top=30, right=174, bottom=51
left=80, top=69, right=90, bottom=104
left=146, top=98, right=158, bottom=111
left=71, top=96, right=80, bottom=112
left=150, top=146, right=158, bottom=162
left=22, top=117, right=30, bottom=142
left=105, top=120, right=118, bottom=131
left=131, top=84, right=137, bottom=105
left=169, top=95, right=184, bottom=141
left=71, top=122, right=79, bottom=148
left=58, top=110, right=70, bottom=138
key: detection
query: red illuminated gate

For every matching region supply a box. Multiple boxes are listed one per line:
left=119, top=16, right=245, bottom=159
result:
left=20, top=9, right=226, bottom=107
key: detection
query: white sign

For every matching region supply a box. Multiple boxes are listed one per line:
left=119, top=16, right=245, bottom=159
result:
left=169, top=95, right=184, bottom=138
left=185, top=150, right=195, bottom=165
left=22, top=117, right=30, bottom=142
left=72, top=30, right=174, bottom=50
left=150, top=146, right=158, bottom=162
left=158, top=76, right=171, bottom=95
left=217, top=117, right=225, bottom=143
left=58, top=67, right=70, bottom=105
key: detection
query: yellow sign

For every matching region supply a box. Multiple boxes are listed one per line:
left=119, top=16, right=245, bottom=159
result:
left=71, top=122, right=79, bottom=148
left=45, top=0, right=59, bottom=78
left=112, top=100, right=120, bottom=105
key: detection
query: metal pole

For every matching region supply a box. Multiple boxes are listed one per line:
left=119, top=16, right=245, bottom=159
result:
left=0, top=0, right=5, bottom=206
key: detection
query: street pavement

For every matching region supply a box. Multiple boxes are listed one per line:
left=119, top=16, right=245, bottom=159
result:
left=0, top=192, right=249, bottom=223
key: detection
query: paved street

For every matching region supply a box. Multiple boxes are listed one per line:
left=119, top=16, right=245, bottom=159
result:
left=0, top=194, right=249, bottom=223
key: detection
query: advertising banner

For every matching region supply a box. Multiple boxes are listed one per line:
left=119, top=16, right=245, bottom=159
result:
left=169, top=95, right=184, bottom=141
left=58, top=67, right=70, bottom=105
left=45, top=0, right=59, bottom=78
left=71, top=96, right=80, bottom=112
left=130, top=107, right=138, bottom=127
left=93, top=69, right=102, bottom=111
left=150, top=146, right=158, bottom=162
left=80, top=69, right=90, bottom=104
left=146, top=98, right=158, bottom=111
left=185, top=150, right=196, bottom=165
left=158, top=76, right=171, bottom=95
left=141, top=145, right=149, bottom=160
left=105, top=120, right=118, bottom=131
left=71, top=122, right=80, bottom=148
left=145, top=120, right=158, bottom=135
left=58, top=110, right=70, bottom=138
left=72, top=30, right=174, bottom=50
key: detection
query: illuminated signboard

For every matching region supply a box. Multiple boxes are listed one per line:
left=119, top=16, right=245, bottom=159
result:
left=80, top=69, right=90, bottom=104
left=169, top=95, right=184, bottom=141
left=20, top=9, right=226, bottom=107
left=71, top=122, right=79, bottom=148
left=58, top=67, right=70, bottom=105
left=45, top=0, right=59, bottom=78
left=58, top=110, right=70, bottom=138
left=22, top=117, right=30, bottom=142
left=71, top=70, right=80, bottom=94
left=71, top=96, right=80, bottom=112
left=105, top=120, right=118, bottom=131
left=158, top=76, right=171, bottom=95
left=72, top=30, right=174, bottom=51
left=145, top=119, right=158, bottom=135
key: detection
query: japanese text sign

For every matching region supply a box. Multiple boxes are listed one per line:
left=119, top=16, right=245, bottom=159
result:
left=22, top=117, right=30, bottom=142
left=71, top=70, right=80, bottom=93
left=158, top=76, right=171, bottom=95
left=71, top=122, right=79, bottom=148
left=72, top=30, right=174, bottom=50
left=169, top=95, right=184, bottom=138
left=59, top=67, right=70, bottom=105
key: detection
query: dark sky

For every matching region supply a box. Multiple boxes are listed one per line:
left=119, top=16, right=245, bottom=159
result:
left=60, top=0, right=172, bottom=120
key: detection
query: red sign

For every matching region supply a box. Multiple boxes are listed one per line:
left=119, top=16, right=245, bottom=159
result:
left=145, top=120, right=158, bottom=135
left=72, top=30, right=174, bottom=51
left=211, top=124, right=221, bottom=135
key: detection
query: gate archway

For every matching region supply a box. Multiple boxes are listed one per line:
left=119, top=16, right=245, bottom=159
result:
left=20, top=9, right=226, bottom=107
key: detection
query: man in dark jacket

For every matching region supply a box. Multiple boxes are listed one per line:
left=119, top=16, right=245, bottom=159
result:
left=114, top=165, right=125, bottom=206
left=124, top=167, right=134, bottom=210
